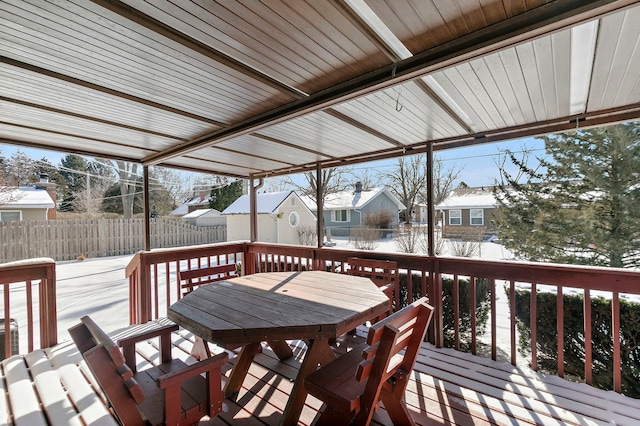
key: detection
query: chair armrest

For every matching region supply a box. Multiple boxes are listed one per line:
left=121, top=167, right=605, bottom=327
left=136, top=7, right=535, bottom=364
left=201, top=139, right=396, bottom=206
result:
left=117, top=322, right=179, bottom=373
left=157, top=351, right=229, bottom=390
left=117, top=322, right=179, bottom=346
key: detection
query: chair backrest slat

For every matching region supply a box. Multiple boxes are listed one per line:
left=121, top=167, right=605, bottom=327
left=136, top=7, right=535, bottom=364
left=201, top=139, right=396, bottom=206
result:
left=355, top=298, right=433, bottom=386
left=69, top=316, right=146, bottom=418
left=178, top=263, right=237, bottom=295
left=347, top=258, right=398, bottom=288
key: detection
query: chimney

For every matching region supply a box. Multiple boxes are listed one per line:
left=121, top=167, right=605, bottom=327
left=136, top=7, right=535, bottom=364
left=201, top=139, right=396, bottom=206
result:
left=34, top=174, right=57, bottom=220
left=355, top=181, right=362, bottom=193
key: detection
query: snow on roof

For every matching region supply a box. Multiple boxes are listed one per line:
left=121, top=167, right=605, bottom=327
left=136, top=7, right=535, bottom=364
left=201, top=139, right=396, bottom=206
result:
left=0, top=187, right=54, bottom=209
left=222, top=191, right=294, bottom=215
left=170, top=194, right=211, bottom=216
left=437, top=187, right=497, bottom=209
left=182, top=208, right=222, bottom=219
left=303, top=187, right=405, bottom=210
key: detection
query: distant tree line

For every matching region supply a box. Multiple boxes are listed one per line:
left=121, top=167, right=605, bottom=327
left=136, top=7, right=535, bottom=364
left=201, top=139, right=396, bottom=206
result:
left=0, top=150, right=218, bottom=219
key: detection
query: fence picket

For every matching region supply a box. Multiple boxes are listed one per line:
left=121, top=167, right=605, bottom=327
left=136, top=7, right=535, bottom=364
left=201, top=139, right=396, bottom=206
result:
left=0, top=218, right=226, bottom=262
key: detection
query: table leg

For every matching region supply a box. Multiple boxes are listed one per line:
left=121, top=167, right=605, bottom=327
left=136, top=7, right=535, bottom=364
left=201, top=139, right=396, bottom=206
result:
left=267, top=340, right=294, bottom=360
left=224, top=342, right=262, bottom=400
left=280, top=337, right=329, bottom=426
left=190, top=336, right=211, bottom=361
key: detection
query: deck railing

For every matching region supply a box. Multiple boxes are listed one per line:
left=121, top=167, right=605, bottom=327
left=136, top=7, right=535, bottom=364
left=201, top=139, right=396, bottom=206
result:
left=0, top=258, right=57, bottom=357
left=125, top=242, right=640, bottom=394
left=126, top=242, right=245, bottom=323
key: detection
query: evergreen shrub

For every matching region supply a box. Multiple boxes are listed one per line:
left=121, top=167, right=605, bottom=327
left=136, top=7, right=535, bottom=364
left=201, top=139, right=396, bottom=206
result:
left=513, top=289, right=640, bottom=398
left=400, top=272, right=491, bottom=349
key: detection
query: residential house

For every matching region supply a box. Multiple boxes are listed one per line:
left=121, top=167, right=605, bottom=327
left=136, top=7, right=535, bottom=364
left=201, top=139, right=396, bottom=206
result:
left=181, top=208, right=226, bottom=227
left=305, top=183, right=405, bottom=237
left=170, top=192, right=211, bottom=217
left=0, top=186, right=56, bottom=222
left=436, top=186, right=498, bottom=238
left=222, top=191, right=315, bottom=245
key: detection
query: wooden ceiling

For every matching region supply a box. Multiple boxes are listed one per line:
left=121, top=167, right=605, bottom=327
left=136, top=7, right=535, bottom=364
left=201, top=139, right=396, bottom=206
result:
left=2, top=0, right=639, bottom=178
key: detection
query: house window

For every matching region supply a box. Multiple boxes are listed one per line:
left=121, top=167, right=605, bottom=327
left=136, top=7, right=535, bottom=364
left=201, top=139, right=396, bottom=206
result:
left=449, top=210, right=461, bottom=226
left=332, top=209, right=350, bottom=222
left=288, top=211, right=300, bottom=227
left=0, top=211, right=21, bottom=222
left=470, top=209, right=484, bottom=225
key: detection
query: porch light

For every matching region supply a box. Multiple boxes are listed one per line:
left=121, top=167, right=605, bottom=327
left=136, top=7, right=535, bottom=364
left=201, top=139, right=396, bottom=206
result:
left=570, top=20, right=599, bottom=115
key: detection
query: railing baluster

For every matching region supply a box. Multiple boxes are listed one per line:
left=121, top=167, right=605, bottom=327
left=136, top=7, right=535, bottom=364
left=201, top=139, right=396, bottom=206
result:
left=491, top=278, right=496, bottom=361
left=4, top=284, right=10, bottom=359
left=471, top=276, right=477, bottom=355
left=584, top=288, right=592, bottom=384
left=510, top=280, right=516, bottom=366
left=531, top=282, right=538, bottom=371
left=557, top=285, right=564, bottom=377
left=453, top=274, right=460, bottom=351
left=153, top=263, right=159, bottom=320
left=26, top=280, right=33, bottom=353
left=612, top=292, right=621, bottom=393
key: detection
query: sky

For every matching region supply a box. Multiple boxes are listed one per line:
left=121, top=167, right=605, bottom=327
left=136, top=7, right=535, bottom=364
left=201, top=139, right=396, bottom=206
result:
left=0, top=136, right=547, bottom=190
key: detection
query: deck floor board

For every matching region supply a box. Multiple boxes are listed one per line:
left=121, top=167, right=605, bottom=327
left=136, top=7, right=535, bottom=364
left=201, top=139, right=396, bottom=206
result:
left=2, top=322, right=639, bottom=426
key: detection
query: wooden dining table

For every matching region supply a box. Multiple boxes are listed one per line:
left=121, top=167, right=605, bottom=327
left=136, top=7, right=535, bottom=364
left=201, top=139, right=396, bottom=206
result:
left=167, top=270, right=390, bottom=426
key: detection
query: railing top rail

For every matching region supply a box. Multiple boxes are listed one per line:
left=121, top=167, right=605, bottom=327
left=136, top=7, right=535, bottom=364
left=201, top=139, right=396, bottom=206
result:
left=125, top=242, right=246, bottom=278
left=438, top=256, right=640, bottom=293
left=0, top=257, right=55, bottom=283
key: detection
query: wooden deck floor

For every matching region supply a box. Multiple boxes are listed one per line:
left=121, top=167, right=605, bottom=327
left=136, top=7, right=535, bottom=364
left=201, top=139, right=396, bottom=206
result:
left=3, top=322, right=639, bottom=426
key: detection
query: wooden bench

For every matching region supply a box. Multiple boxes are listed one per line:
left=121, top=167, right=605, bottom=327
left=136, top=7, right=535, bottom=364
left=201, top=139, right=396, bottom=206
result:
left=305, top=297, right=434, bottom=425
left=347, top=257, right=398, bottom=318
left=69, top=316, right=228, bottom=426
left=178, top=263, right=237, bottom=296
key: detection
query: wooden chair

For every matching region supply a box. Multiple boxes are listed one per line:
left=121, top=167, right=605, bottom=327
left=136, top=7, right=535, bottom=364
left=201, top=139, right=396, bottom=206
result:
left=305, top=297, right=434, bottom=426
left=178, top=263, right=237, bottom=296
left=69, top=316, right=228, bottom=426
left=347, top=257, right=398, bottom=318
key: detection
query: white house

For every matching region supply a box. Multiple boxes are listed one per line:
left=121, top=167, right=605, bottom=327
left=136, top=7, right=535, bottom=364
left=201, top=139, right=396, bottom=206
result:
left=0, top=187, right=56, bottom=222
left=222, top=191, right=316, bottom=245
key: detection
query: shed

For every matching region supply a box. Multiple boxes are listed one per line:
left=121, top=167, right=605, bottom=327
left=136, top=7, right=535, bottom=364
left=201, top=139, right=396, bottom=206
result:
left=222, top=191, right=316, bottom=245
left=181, top=209, right=225, bottom=227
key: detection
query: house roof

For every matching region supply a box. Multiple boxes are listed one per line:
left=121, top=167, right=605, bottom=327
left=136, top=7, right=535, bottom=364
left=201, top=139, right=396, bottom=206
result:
left=0, top=187, right=55, bottom=209
left=223, top=191, right=297, bottom=215
left=437, top=187, right=497, bottom=209
left=170, top=194, right=211, bottom=216
left=305, top=187, right=405, bottom=211
left=2, top=2, right=639, bottom=179
left=181, top=208, right=222, bottom=219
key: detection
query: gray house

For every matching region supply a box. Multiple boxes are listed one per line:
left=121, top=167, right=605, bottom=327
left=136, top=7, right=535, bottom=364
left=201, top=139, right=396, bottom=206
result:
left=436, top=186, right=498, bottom=237
left=305, top=183, right=405, bottom=237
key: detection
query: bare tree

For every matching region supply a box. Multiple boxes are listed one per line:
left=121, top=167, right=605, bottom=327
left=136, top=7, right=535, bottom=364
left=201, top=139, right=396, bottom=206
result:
left=381, top=156, right=428, bottom=224
left=152, top=166, right=193, bottom=208
left=429, top=158, right=464, bottom=206
left=280, top=167, right=352, bottom=203
left=115, top=161, right=139, bottom=219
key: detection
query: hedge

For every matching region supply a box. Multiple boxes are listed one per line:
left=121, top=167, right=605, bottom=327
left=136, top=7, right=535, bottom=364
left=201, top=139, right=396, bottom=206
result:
left=513, top=289, right=640, bottom=398
left=401, top=272, right=491, bottom=350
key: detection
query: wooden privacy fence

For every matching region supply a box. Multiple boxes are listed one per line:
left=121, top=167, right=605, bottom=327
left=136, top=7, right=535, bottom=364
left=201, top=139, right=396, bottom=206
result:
left=0, top=218, right=226, bottom=262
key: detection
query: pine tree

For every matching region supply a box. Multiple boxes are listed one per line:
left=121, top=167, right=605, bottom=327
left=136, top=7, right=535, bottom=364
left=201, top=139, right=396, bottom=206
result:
left=494, top=123, right=640, bottom=268
left=209, top=180, right=243, bottom=211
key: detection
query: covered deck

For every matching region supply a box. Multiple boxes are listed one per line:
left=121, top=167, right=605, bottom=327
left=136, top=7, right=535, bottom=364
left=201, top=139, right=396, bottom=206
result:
left=2, top=1, right=640, bottom=425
